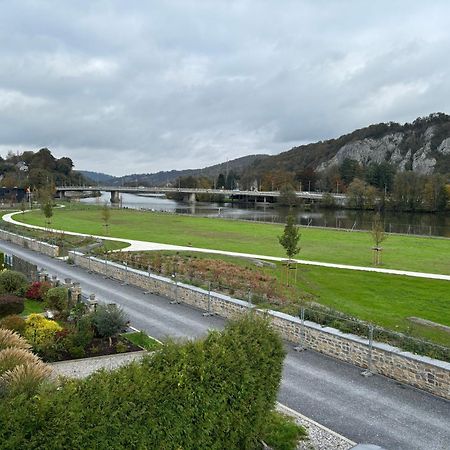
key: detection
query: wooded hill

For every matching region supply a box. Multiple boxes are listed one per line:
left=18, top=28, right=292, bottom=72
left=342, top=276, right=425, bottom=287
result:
left=0, top=148, right=86, bottom=189
left=242, top=112, right=450, bottom=180
left=80, top=154, right=268, bottom=187
left=82, top=113, right=450, bottom=189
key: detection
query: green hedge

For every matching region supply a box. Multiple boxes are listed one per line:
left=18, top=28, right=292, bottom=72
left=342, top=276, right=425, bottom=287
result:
left=0, top=314, right=285, bottom=449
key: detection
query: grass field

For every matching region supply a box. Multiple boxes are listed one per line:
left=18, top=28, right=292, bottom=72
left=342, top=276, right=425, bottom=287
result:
left=14, top=204, right=450, bottom=275
left=121, top=250, right=449, bottom=346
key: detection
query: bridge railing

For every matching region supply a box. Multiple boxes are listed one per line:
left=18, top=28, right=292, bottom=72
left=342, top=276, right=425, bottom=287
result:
left=55, top=185, right=346, bottom=198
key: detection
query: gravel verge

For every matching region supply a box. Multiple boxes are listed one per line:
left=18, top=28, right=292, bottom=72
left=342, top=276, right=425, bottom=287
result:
left=276, top=403, right=356, bottom=450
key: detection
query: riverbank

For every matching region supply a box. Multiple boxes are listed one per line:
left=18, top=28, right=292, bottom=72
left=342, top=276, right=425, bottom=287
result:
left=14, top=203, right=450, bottom=275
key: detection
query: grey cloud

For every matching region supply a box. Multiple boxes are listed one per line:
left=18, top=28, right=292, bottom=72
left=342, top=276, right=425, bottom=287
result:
left=0, top=1, right=449, bottom=175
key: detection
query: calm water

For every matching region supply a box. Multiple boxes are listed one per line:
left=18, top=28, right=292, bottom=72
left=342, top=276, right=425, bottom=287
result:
left=80, top=192, right=450, bottom=237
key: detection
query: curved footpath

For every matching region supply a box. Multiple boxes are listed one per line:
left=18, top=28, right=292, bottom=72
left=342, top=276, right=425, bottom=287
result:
left=3, top=210, right=450, bottom=281
left=0, top=239, right=449, bottom=450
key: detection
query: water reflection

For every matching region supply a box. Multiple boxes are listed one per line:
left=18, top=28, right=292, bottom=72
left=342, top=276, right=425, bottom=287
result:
left=80, top=192, right=449, bottom=237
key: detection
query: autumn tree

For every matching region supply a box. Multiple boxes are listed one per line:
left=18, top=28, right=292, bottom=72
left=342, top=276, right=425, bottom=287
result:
left=278, top=184, right=298, bottom=207
left=371, top=213, right=387, bottom=265
left=278, top=213, right=301, bottom=286
left=41, top=200, right=53, bottom=229
left=101, top=202, right=111, bottom=235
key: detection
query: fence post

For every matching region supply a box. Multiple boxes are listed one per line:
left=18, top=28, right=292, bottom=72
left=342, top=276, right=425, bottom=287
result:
left=121, top=261, right=129, bottom=285
left=294, top=307, right=307, bottom=352
left=202, top=281, right=215, bottom=317
left=143, top=265, right=153, bottom=294
left=87, top=253, right=92, bottom=273
left=361, top=325, right=374, bottom=377
left=103, top=254, right=109, bottom=279
left=169, top=273, right=180, bottom=304
left=247, top=287, right=253, bottom=308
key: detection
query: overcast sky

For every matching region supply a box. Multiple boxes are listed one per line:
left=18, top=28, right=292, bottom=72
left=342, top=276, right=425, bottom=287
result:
left=1, top=1, right=449, bottom=176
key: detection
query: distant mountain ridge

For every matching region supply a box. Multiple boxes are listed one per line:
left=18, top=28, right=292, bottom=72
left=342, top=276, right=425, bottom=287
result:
left=80, top=154, right=268, bottom=186
left=77, top=170, right=117, bottom=184
left=244, top=112, right=450, bottom=178
left=80, top=113, right=450, bottom=186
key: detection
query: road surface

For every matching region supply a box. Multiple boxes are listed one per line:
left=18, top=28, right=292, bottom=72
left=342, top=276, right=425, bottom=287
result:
left=1, top=241, right=449, bottom=450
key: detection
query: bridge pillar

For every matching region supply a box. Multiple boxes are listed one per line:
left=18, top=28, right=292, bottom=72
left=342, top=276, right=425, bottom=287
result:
left=183, top=193, right=196, bottom=203
left=110, top=191, right=120, bottom=203
left=57, top=191, right=66, bottom=199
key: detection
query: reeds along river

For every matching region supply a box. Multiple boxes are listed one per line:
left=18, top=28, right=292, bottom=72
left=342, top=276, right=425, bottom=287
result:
left=80, top=192, right=450, bottom=238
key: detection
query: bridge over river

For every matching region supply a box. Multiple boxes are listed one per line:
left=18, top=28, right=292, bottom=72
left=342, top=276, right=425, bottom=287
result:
left=56, top=185, right=347, bottom=204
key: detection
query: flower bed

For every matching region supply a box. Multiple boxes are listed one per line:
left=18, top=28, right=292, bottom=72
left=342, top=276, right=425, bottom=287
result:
left=0, top=269, right=141, bottom=363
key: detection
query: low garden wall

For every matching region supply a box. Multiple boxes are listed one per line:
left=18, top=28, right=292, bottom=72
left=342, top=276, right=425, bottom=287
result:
left=0, top=229, right=59, bottom=257
left=69, top=251, right=450, bottom=400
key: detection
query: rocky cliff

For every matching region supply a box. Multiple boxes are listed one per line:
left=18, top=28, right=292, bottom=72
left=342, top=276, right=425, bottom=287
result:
left=247, top=113, right=450, bottom=176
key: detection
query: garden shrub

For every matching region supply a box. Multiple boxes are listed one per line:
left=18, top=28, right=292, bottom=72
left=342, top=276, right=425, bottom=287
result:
left=0, top=315, right=26, bottom=335
left=0, top=360, right=52, bottom=398
left=0, top=329, right=31, bottom=351
left=44, top=287, right=69, bottom=312
left=67, top=345, right=85, bottom=359
left=25, top=281, right=51, bottom=301
left=0, top=295, right=25, bottom=318
left=24, top=314, right=62, bottom=348
left=0, top=314, right=285, bottom=449
left=69, top=315, right=94, bottom=349
left=92, top=304, right=128, bottom=344
left=0, top=271, right=28, bottom=295
left=0, top=348, right=41, bottom=376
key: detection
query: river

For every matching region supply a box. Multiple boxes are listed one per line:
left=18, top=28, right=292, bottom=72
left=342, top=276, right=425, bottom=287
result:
left=80, top=192, right=450, bottom=238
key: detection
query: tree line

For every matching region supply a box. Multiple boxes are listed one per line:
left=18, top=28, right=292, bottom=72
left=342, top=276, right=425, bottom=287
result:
left=0, top=148, right=85, bottom=190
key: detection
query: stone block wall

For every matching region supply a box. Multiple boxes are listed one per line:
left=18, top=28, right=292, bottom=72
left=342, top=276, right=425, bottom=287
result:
left=70, top=251, right=450, bottom=400
left=0, top=229, right=59, bottom=257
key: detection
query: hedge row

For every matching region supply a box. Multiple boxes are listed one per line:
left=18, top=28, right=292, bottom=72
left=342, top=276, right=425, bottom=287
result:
left=0, top=314, right=285, bottom=449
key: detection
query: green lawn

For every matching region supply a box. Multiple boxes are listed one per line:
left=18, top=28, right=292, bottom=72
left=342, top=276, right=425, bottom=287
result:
left=14, top=204, right=450, bottom=274
left=299, top=265, right=450, bottom=346
left=122, top=331, right=162, bottom=351
left=21, top=299, right=45, bottom=316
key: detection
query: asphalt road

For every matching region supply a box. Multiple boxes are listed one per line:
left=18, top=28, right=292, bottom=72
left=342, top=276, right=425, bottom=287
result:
left=1, top=241, right=449, bottom=450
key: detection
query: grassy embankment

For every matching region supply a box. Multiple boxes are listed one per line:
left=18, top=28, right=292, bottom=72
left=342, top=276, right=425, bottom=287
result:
left=15, top=204, right=450, bottom=274
left=2, top=210, right=127, bottom=254
left=12, top=205, right=450, bottom=346
left=115, top=250, right=450, bottom=347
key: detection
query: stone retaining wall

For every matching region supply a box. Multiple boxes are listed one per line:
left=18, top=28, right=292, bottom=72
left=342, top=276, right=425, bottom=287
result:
left=0, top=229, right=59, bottom=257
left=69, top=251, right=450, bottom=400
